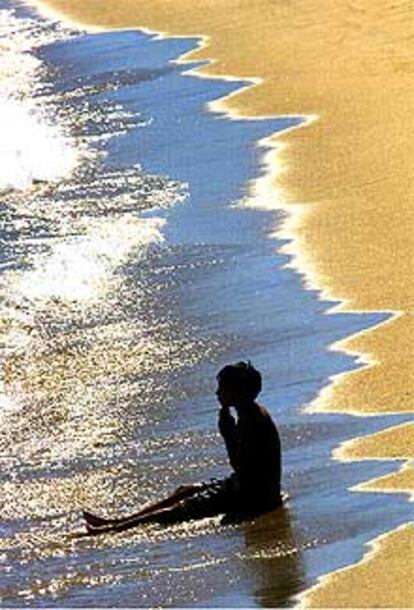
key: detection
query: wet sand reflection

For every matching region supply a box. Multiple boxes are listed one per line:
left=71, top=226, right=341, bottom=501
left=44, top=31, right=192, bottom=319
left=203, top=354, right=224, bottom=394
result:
left=239, top=507, right=304, bottom=608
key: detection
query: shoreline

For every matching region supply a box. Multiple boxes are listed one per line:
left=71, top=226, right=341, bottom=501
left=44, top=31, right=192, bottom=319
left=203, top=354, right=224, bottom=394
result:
left=28, top=0, right=414, bottom=607
left=299, top=522, right=414, bottom=608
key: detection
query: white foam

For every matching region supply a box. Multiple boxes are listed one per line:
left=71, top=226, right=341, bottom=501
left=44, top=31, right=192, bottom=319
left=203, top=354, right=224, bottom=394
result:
left=0, top=98, right=78, bottom=191
left=17, top=215, right=166, bottom=303
left=0, top=5, right=79, bottom=192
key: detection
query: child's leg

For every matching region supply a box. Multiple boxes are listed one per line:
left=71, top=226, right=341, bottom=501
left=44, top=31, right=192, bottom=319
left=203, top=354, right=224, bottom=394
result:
left=127, top=484, right=203, bottom=518
left=86, top=498, right=189, bottom=535
left=83, top=483, right=204, bottom=528
left=85, top=479, right=232, bottom=535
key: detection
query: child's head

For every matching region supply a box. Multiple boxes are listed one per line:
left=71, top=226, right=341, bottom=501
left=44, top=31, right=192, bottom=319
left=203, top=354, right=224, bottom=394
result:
left=216, top=361, right=262, bottom=407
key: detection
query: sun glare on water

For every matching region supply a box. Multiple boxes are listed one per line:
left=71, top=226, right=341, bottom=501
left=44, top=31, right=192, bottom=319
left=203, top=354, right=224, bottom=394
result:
left=17, top=215, right=165, bottom=304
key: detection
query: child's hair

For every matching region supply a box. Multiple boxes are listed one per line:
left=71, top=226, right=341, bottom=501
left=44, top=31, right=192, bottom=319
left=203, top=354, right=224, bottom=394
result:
left=217, top=361, right=262, bottom=399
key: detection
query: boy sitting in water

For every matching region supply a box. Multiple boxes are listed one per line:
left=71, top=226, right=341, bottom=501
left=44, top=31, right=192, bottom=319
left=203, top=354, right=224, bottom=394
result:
left=83, top=361, right=282, bottom=534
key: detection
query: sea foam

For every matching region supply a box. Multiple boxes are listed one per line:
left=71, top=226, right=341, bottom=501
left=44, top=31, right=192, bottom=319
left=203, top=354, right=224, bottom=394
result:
left=0, top=4, right=78, bottom=192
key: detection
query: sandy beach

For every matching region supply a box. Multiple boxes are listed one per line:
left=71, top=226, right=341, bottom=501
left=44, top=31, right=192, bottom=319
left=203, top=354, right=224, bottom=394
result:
left=10, top=0, right=414, bottom=606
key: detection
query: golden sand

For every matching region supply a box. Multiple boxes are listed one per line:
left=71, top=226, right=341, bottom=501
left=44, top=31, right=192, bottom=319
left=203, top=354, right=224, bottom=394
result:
left=354, top=463, right=414, bottom=501
left=335, top=422, right=414, bottom=462
left=300, top=523, right=414, bottom=608
left=308, top=313, right=414, bottom=416
left=31, top=0, right=414, bottom=606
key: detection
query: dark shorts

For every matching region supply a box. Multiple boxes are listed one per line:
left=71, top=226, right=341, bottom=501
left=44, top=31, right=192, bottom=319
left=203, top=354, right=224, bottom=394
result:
left=162, top=477, right=283, bottom=524
left=176, top=478, right=236, bottom=521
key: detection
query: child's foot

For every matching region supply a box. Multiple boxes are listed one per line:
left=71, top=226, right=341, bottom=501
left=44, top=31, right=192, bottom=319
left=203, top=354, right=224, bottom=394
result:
left=83, top=510, right=111, bottom=527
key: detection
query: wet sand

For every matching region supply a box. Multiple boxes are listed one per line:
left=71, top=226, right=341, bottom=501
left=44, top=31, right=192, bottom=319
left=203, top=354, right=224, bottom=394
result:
left=301, top=523, right=414, bottom=608
left=32, top=0, right=413, bottom=606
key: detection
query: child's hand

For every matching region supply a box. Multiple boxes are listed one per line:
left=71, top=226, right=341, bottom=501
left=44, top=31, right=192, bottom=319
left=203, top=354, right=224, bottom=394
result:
left=218, top=405, right=236, bottom=435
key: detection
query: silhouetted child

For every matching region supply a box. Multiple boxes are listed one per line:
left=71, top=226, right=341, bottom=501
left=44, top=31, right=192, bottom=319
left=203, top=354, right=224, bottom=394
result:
left=83, top=361, right=282, bottom=534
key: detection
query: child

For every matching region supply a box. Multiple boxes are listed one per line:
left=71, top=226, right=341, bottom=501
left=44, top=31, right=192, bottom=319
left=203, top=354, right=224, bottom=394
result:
left=83, top=361, right=282, bottom=534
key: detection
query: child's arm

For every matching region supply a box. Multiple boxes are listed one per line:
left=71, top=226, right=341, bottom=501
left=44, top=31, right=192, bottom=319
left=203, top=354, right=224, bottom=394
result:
left=218, top=407, right=241, bottom=473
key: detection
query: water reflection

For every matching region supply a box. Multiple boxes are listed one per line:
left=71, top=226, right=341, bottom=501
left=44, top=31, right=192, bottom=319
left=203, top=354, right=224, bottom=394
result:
left=241, top=507, right=305, bottom=608
left=17, top=215, right=165, bottom=303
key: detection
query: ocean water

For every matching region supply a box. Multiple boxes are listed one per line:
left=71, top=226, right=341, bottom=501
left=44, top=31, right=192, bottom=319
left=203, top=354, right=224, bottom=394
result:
left=0, top=1, right=412, bottom=607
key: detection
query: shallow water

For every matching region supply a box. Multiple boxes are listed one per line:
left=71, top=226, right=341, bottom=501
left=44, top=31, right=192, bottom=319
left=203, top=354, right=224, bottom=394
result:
left=0, top=1, right=412, bottom=607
